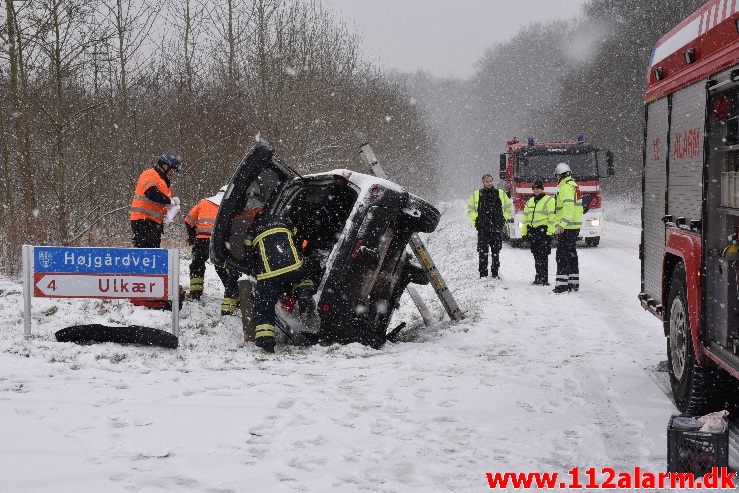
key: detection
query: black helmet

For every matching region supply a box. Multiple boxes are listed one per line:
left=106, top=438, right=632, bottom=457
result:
left=158, top=153, right=182, bottom=172
left=532, top=179, right=544, bottom=190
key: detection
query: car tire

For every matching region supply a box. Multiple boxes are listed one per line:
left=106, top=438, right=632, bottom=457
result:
left=666, top=263, right=724, bottom=414
left=585, top=237, right=600, bottom=247
left=399, top=196, right=440, bottom=233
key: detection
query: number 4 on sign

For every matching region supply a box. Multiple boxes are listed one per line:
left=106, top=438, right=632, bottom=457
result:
left=46, top=279, right=57, bottom=291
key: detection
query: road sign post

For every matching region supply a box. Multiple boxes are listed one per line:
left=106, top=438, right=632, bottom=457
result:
left=22, top=245, right=179, bottom=338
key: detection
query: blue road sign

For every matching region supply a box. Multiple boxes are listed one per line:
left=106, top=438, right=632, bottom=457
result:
left=33, top=247, right=169, bottom=275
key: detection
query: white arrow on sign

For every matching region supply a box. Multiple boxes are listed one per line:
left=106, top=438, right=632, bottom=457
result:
left=34, top=273, right=166, bottom=299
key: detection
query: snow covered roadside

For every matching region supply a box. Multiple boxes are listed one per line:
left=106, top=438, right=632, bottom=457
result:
left=0, top=198, right=685, bottom=492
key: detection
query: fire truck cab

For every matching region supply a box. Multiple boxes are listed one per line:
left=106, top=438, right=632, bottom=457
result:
left=640, top=0, right=739, bottom=414
left=499, top=137, right=613, bottom=247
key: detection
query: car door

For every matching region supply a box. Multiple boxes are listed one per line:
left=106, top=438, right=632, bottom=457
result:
left=210, top=141, right=298, bottom=273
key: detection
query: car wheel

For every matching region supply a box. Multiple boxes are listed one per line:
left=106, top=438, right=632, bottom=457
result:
left=585, top=237, right=600, bottom=247
left=666, top=263, right=723, bottom=414
left=398, top=196, right=440, bottom=233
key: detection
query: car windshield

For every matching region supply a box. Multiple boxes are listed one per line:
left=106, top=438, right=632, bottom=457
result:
left=516, top=152, right=598, bottom=180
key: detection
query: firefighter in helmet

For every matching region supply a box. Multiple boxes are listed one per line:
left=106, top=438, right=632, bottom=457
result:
left=184, top=185, right=241, bottom=315
left=243, top=201, right=314, bottom=353
left=130, top=153, right=182, bottom=248
left=553, top=163, right=583, bottom=293
left=467, top=174, right=512, bottom=278
left=521, top=179, right=555, bottom=285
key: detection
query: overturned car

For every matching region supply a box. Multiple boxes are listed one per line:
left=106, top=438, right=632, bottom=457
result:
left=210, top=141, right=440, bottom=348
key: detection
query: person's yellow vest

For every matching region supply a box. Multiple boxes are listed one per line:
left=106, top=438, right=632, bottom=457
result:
left=467, top=188, right=512, bottom=227
left=521, top=194, right=556, bottom=236
left=555, top=176, right=583, bottom=230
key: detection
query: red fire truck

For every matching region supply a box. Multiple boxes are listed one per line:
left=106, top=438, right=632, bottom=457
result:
left=640, top=0, right=739, bottom=413
left=498, top=137, right=613, bottom=247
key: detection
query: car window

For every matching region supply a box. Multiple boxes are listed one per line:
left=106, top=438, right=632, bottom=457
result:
left=242, top=168, right=280, bottom=210
left=284, top=182, right=357, bottom=252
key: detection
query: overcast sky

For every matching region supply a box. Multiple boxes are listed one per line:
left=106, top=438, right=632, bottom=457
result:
left=321, top=0, right=589, bottom=78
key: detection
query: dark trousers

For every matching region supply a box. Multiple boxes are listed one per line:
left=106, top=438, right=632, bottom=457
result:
left=555, top=228, right=580, bottom=289
left=252, top=268, right=304, bottom=341
left=131, top=219, right=163, bottom=248
left=477, top=229, right=502, bottom=276
left=189, top=238, right=239, bottom=299
left=529, top=228, right=551, bottom=282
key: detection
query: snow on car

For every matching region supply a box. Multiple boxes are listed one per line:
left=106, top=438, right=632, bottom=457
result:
left=211, top=141, right=439, bottom=348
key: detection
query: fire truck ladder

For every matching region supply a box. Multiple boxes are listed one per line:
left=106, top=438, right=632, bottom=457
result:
left=359, top=143, right=465, bottom=323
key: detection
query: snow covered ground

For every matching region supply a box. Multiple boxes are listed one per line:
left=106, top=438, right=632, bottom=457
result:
left=0, top=196, right=715, bottom=492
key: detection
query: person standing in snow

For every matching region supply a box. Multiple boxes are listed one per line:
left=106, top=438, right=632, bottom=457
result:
left=184, top=186, right=241, bottom=316
left=130, top=153, right=182, bottom=248
left=243, top=208, right=315, bottom=353
left=553, top=163, right=583, bottom=293
left=467, top=174, right=512, bottom=278
left=521, top=179, right=555, bottom=285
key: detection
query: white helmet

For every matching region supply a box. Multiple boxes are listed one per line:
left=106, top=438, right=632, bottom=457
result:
left=554, top=163, right=571, bottom=175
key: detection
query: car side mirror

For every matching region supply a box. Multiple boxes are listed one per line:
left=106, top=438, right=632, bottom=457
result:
left=499, top=154, right=507, bottom=180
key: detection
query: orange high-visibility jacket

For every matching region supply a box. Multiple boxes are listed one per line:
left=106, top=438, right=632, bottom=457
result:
left=130, top=168, right=171, bottom=224
left=185, top=199, right=219, bottom=239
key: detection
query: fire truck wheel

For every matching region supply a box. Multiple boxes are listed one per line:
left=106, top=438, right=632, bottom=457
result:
left=666, top=263, right=722, bottom=414
left=585, top=237, right=600, bottom=247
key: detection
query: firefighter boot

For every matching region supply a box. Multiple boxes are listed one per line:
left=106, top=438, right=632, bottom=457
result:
left=221, top=297, right=240, bottom=316
left=255, top=324, right=276, bottom=353
left=189, top=277, right=204, bottom=301
left=568, top=274, right=579, bottom=292
left=553, top=275, right=569, bottom=293
left=255, top=336, right=275, bottom=353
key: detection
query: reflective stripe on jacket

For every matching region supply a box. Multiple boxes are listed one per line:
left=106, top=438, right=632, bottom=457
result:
left=130, top=168, right=171, bottom=223
left=521, top=194, right=556, bottom=236
left=185, top=199, right=218, bottom=239
left=467, top=188, right=512, bottom=227
left=555, top=176, right=583, bottom=230
left=245, top=215, right=304, bottom=281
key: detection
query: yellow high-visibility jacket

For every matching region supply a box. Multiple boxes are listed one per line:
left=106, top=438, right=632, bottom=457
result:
left=521, top=194, right=556, bottom=236
left=467, top=188, right=512, bottom=228
left=555, top=176, right=583, bottom=230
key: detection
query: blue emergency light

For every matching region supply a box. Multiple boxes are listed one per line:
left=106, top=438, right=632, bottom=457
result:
left=527, top=137, right=535, bottom=145
left=577, top=135, right=584, bottom=142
